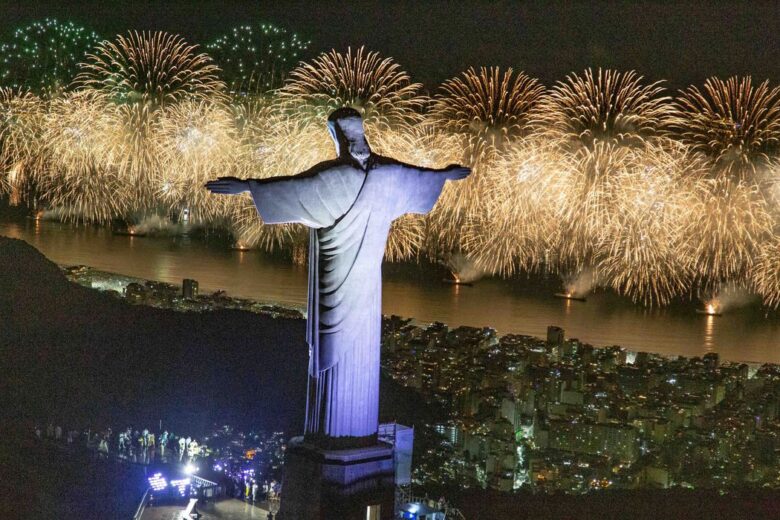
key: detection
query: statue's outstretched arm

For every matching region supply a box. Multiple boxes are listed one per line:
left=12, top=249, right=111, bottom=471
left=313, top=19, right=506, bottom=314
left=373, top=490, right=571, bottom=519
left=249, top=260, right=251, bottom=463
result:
left=386, top=160, right=471, bottom=216
left=398, top=162, right=471, bottom=181
left=204, top=160, right=342, bottom=195
left=205, top=163, right=365, bottom=227
left=204, top=176, right=249, bottom=195
left=420, top=163, right=471, bottom=181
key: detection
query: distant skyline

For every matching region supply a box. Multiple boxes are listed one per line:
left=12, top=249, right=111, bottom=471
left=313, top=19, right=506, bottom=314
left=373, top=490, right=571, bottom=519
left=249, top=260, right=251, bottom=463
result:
left=2, top=0, right=779, bottom=90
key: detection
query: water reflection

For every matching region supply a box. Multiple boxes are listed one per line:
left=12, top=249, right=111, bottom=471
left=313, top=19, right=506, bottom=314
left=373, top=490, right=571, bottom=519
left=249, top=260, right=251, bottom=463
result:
left=703, top=314, right=716, bottom=353
left=2, top=218, right=779, bottom=363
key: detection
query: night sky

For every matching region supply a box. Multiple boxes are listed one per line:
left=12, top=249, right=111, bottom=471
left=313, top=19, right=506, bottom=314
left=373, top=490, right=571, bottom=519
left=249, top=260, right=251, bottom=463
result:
left=2, top=1, right=779, bottom=90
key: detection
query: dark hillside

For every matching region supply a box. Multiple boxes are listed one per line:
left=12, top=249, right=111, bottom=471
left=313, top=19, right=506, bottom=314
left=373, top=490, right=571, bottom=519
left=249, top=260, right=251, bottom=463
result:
left=0, top=236, right=309, bottom=433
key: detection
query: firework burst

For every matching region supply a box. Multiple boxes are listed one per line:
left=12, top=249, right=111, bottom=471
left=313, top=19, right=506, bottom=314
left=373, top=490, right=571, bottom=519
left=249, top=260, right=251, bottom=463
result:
left=0, top=19, right=101, bottom=94
left=674, top=77, right=780, bottom=286
left=462, top=137, right=563, bottom=276
left=684, top=175, right=773, bottom=284
left=156, top=100, right=242, bottom=222
left=545, top=142, right=625, bottom=267
left=537, top=69, right=676, bottom=259
left=431, top=67, right=545, bottom=164
left=596, top=143, right=701, bottom=305
left=37, top=91, right=130, bottom=222
left=529, top=69, right=676, bottom=271
left=76, top=31, right=226, bottom=106
left=537, top=68, right=673, bottom=148
left=207, top=23, right=310, bottom=92
left=74, top=31, right=228, bottom=217
left=0, top=88, right=46, bottom=197
left=427, top=67, right=545, bottom=261
left=751, top=236, right=780, bottom=309
left=487, top=69, right=688, bottom=304
left=275, top=46, right=426, bottom=131
left=674, top=76, right=780, bottom=181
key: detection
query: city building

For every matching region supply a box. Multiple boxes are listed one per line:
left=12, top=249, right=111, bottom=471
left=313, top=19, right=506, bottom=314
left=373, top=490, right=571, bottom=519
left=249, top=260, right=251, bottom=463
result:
left=182, top=278, right=199, bottom=299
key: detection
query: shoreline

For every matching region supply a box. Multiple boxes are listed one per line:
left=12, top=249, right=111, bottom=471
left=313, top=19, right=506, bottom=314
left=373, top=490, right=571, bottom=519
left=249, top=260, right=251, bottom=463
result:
left=61, top=262, right=773, bottom=369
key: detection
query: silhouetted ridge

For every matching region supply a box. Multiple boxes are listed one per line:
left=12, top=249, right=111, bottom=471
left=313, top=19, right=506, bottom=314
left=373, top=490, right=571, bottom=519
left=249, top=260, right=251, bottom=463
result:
left=0, top=236, right=309, bottom=432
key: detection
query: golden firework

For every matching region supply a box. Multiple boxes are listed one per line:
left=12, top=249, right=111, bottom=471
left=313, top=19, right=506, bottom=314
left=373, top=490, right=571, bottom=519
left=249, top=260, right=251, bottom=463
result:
left=75, top=30, right=226, bottom=106
left=38, top=91, right=129, bottom=222
left=597, top=143, right=701, bottom=305
left=675, top=77, right=780, bottom=285
left=537, top=68, right=673, bottom=148
left=674, top=76, right=780, bottom=181
left=73, top=31, right=228, bottom=218
left=0, top=87, right=45, bottom=197
left=538, top=69, right=677, bottom=270
left=427, top=67, right=545, bottom=262
left=431, top=66, right=545, bottom=164
left=463, top=136, right=561, bottom=276
left=684, top=175, right=773, bottom=284
left=474, top=68, right=690, bottom=305
left=751, top=236, right=780, bottom=309
left=275, top=46, right=426, bottom=131
left=156, top=100, right=241, bottom=223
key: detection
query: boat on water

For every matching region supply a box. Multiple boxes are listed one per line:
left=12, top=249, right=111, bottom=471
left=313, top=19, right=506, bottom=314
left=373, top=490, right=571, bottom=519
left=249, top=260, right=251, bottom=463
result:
left=555, top=292, right=587, bottom=302
left=696, top=303, right=723, bottom=316
left=696, top=308, right=722, bottom=317
left=443, top=278, right=474, bottom=287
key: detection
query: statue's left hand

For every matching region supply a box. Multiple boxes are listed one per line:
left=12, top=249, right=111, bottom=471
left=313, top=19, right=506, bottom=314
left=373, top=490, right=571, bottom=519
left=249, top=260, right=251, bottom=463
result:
left=205, top=177, right=250, bottom=195
left=444, top=165, right=471, bottom=180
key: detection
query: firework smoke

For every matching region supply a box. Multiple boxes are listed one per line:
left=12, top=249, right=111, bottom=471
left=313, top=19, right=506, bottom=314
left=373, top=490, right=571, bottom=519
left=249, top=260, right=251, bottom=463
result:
left=562, top=267, right=600, bottom=297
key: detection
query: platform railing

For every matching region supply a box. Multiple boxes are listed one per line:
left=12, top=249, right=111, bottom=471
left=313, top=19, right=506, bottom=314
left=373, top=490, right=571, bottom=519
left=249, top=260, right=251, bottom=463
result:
left=132, top=487, right=151, bottom=520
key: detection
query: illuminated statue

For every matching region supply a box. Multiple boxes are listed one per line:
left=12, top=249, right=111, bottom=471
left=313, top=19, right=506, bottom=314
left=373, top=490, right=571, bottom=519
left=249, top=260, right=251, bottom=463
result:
left=206, top=108, right=469, bottom=441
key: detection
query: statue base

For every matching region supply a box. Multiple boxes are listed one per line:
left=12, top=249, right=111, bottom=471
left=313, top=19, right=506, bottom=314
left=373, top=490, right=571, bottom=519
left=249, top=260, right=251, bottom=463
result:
left=277, top=437, right=396, bottom=520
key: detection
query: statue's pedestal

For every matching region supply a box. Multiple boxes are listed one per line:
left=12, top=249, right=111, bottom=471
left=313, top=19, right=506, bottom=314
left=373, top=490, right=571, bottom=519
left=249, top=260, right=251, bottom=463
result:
left=278, top=437, right=396, bottom=520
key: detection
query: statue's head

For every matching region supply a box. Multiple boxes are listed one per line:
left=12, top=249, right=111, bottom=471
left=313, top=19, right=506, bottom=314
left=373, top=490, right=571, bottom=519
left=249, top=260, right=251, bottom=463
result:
left=327, top=107, right=371, bottom=169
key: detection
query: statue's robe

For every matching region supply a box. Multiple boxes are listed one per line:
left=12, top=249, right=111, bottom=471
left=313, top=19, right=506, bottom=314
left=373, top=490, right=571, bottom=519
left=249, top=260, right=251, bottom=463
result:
left=248, top=156, right=450, bottom=438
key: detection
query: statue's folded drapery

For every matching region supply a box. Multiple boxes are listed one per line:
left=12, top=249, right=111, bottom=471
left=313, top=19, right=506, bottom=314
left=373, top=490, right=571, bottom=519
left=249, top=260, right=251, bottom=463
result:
left=249, top=158, right=450, bottom=438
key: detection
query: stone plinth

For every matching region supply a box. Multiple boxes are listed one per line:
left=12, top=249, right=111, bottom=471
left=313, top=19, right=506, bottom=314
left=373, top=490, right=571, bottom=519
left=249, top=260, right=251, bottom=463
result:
left=278, top=437, right=395, bottom=520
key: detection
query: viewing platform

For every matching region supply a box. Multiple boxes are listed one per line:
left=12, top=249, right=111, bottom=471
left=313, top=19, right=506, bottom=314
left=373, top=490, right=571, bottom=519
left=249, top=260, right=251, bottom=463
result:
left=139, top=498, right=270, bottom=520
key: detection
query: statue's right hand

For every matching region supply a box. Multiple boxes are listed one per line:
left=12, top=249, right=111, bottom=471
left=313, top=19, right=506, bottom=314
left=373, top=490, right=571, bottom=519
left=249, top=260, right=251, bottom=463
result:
left=444, top=164, right=471, bottom=180
left=204, top=177, right=250, bottom=195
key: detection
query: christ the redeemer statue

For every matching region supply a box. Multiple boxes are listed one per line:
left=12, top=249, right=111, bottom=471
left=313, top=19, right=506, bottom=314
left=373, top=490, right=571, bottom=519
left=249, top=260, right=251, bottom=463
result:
left=206, top=108, right=470, bottom=442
